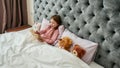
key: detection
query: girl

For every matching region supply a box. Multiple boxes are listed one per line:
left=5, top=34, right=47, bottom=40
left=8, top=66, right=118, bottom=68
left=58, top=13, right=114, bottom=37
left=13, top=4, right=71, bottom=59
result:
left=37, top=15, right=61, bottom=45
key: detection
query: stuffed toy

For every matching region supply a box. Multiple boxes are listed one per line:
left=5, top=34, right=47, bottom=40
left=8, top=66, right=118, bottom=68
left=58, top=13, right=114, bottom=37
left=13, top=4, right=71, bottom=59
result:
left=71, top=44, right=86, bottom=59
left=58, top=36, right=72, bottom=51
left=30, top=23, right=44, bottom=42
left=30, top=29, right=43, bottom=42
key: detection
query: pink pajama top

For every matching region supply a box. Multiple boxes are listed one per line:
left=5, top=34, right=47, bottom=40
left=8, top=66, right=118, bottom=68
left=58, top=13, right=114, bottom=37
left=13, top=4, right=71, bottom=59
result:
left=38, top=25, right=59, bottom=45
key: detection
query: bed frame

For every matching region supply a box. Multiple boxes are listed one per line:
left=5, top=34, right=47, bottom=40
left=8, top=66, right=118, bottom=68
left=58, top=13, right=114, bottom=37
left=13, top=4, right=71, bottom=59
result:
left=34, top=0, right=120, bottom=68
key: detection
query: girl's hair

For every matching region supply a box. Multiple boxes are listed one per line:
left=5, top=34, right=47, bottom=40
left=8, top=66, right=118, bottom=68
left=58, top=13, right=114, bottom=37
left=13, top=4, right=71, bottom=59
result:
left=50, top=15, right=61, bottom=25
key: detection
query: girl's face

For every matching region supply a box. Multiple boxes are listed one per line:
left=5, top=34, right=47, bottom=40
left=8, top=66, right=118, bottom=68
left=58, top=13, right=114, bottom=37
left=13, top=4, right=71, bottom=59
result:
left=50, top=19, right=58, bottom=28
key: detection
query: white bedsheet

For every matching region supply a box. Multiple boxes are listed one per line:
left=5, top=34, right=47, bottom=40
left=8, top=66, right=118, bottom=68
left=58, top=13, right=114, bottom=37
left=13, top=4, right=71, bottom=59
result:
left=0, top=28, right=90, bottom=68
left=90, top=62, right=104, bottom=68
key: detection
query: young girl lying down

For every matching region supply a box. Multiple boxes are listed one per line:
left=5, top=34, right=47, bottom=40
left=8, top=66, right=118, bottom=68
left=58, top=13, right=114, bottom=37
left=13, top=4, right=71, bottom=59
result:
left=36, top=15, right=61, bottom=45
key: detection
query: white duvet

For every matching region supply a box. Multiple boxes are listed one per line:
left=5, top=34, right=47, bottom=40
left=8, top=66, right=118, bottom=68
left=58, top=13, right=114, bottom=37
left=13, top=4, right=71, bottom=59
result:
left=0, top=28, right=90, bottom=68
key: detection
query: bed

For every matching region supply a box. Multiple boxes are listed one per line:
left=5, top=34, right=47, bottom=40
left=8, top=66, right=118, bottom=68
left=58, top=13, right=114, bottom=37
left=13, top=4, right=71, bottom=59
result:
left=34, top=0, right=120, bottom=68
left=0, top=28, right=90, bottom=68
left=0, top=0, right=120, bottom=68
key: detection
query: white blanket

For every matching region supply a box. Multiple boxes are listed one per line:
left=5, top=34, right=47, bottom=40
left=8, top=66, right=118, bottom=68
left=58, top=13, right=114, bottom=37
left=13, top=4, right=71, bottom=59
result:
left=0, top=29, right=90, bottom=68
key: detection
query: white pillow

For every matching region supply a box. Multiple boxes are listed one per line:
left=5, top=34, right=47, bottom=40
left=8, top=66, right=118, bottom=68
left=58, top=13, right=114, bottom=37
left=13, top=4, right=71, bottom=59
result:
left=40, top=18, right=49, bottom=30
left=58, top=25, right=65, bottom=39
left=53, top=25, right=65, bottom=45
left=55, top=29, right=98, bottom=64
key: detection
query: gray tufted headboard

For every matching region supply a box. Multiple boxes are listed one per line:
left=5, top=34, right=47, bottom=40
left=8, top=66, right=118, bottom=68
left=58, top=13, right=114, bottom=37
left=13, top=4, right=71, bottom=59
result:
left=34, top=0, right=120, bottom=68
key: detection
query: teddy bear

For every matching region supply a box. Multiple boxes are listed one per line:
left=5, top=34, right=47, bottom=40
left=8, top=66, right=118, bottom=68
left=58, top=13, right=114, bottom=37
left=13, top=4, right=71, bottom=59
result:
left=58, top=36, right=72, bottom=51
left=30, top=29, right=43, bottom=42
left=30, top=23, right=44, bottom=42
left=71, top=44, right=86, bottom=59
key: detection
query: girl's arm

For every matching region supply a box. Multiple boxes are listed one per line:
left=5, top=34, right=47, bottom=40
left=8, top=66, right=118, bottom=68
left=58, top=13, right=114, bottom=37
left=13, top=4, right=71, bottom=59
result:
left=44, top=30, right=59, bottom=45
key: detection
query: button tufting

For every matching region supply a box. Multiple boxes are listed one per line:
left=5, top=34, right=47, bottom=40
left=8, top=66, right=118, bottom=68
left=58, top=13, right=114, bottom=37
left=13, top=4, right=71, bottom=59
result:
left=88, top=31, right=91, bottom=35
left=73, top=16, right=76, bottom=20
left=63, top=14, right=66, bottom=17
left=55, top=11, right=58, bottom=14
left=39, top=0, right=42, bottom=3
left=106, top=50, right=110, bottom=53
left=64, top=0, right=67, bottom=2
left=67, top=23, right=70, bottom=27
left=80, top=36, right=83, bottom=38
left=77, top=10, right=82, bottom=14
left=83, top=21, right=87, bottom=24
left=68, top=6, right=72, bottom=11
left=97, top=54, right=101, bottom=59
left=90, top=13, right=95, bottom=17
left=42, top=7, right=44, bottom=10
left=45, top=15, right=47, bottom=18
left=100, top=4, right=104, bottom=9
left=75, top=0, right=78, bottom=3
left=112, top=62, right=115, bottom=68
left=96, top=25, right=100, bottom=29
left=60, top=4, right=63, bottom=8
left=39, top=13, right=41, bottom=16
left=48, top=9, right=51, bottom=12
left=114, top=44, right=120, bottom=49
left=45, top=1, right=48, bottom=4
left=52, top=3, right=55, bottom=6
left=111, top=30, right=115, bottom=35
left=105, top=16, right=110, bottom=21
left=37, top=17, right=39, bottom=20
left=117, top=45, right=120, bottom=48
left=37, top=5, right=39, bottom=8
left=76, top=27, right=80, bottom=31
left=101, top=37, right=105, bottom=42
left=85, top=1, right=90, bottom=6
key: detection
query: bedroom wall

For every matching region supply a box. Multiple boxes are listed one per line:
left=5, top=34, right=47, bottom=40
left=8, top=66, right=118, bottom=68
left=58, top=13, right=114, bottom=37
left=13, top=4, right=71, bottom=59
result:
left=27, top=0, right=34, bottom=26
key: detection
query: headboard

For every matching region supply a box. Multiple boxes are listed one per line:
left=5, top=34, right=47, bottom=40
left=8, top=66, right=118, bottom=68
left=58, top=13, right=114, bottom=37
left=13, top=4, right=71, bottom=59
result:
left=34, top=0, right=120, bottom=68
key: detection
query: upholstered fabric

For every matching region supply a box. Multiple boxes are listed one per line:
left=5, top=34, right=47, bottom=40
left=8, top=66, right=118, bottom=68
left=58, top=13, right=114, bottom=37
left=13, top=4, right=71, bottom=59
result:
left=34, top=0, right=120, bottom=68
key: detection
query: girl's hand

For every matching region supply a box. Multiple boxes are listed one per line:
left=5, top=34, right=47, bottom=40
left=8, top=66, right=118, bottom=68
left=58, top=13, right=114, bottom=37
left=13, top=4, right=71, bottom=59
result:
left=37, top=36, right=44, bottom=42
left=41, top=35, right=50, bottom=39
left=35, top=31, right=40, bottom=34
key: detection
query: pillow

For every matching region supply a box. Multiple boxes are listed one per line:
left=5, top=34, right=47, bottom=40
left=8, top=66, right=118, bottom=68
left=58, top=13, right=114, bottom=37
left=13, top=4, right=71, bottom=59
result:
left=55, top=29, right=98, bottom=64
left=58, top=25, right=65, bottom=39
left=53, top=25, right=65, bottom=45
left=40, top=18, right=49, bottom=30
